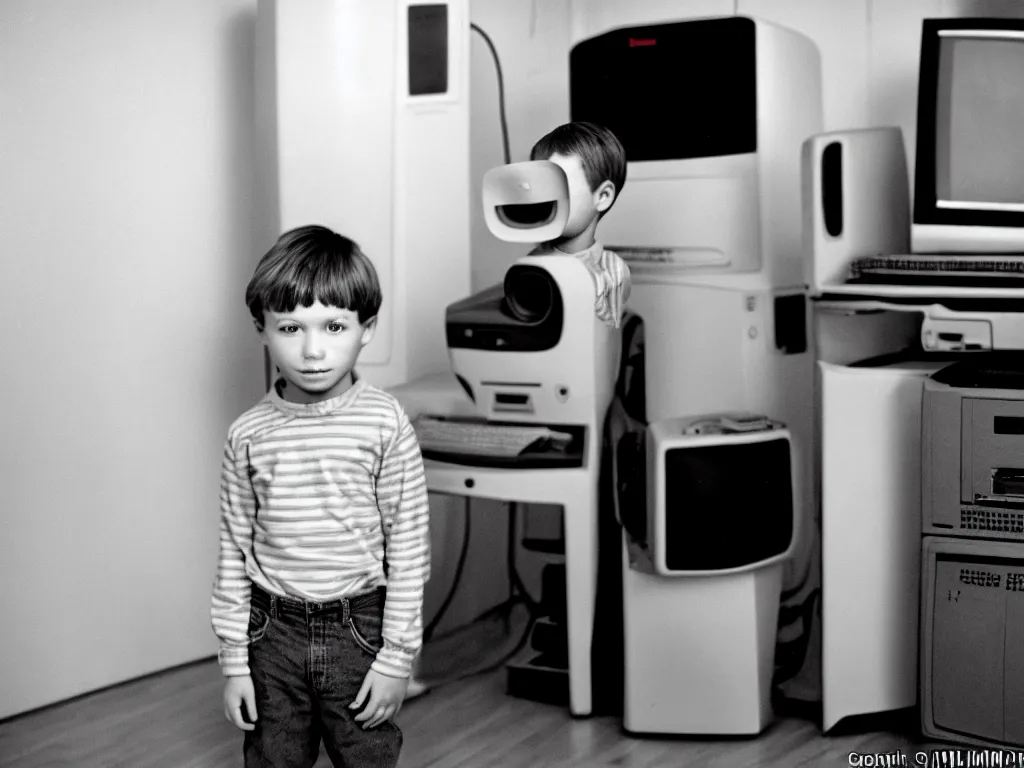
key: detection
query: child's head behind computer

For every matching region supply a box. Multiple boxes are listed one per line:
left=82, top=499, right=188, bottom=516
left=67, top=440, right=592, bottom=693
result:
left=530, top=121, right=627, bottom=254
left=245, top=225, right=381, bottom=404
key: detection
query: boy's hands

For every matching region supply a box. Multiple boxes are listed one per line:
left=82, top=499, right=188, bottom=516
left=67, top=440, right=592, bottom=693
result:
left=350, top=669, right=408, bottom=729
left=223, top=675, right=258, bottom=731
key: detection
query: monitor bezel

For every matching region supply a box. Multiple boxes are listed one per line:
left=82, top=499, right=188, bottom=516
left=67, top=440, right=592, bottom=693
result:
left=914, top=17, right=1024, bottom=230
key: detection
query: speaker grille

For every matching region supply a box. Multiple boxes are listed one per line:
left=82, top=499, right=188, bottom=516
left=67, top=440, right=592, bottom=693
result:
left=961, top=507, right=1024, bottom=535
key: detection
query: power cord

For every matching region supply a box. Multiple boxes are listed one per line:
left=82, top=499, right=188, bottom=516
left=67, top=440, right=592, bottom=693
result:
left=424, top=591, right=529, bottom=644
left=445, top=501, right=543, bottom=681
left=455, top=610, right=539, bottom=681
left=423, top=498, right=471, bottom=641
left=423, top=500, right=540, bottom=643
left=471, top=22, right=511, bottom=165
left=453, top=502, right=545, bottom=678
left=507, top=502, right=539, bottom=613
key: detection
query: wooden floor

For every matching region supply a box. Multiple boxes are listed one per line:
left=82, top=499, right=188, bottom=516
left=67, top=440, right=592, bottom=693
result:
left=0, top=612, right=931, bottom=768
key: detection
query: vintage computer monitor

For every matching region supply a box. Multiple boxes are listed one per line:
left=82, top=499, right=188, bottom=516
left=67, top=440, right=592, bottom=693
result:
left=570, top=15, right=821, bottom=292
left=805, top=17, right=1024, bottom=292
left=912, top=17, right=1024, bottom=255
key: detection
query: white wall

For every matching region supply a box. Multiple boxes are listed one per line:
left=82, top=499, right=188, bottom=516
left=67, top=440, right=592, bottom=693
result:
left=0, top=0, right=265, bottom=719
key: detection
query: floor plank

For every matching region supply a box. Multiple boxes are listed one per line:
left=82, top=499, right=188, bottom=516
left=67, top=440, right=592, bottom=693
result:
left=0, top=611, right=931, bottom=768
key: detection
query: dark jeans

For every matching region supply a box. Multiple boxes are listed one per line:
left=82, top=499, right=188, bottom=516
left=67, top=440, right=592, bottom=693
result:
left=243, top=583, right=402, bottom=768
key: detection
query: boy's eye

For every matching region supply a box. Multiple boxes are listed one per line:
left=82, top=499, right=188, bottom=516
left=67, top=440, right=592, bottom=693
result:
left=279, top=325, right=299, bottom=334
left=327, top=322, right=345, bottom=333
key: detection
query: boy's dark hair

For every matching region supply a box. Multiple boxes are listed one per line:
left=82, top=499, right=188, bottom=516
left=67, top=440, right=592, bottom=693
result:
left=530, top=121, right=627, bottom=210
left=245, top=225, right=382, bottom=327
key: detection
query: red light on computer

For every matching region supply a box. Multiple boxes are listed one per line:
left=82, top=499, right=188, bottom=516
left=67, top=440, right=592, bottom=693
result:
left=629, top=37, right=657, bottom=47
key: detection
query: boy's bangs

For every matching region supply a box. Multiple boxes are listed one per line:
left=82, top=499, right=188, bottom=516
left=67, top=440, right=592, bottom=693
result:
left=265, top=256, right=364, bottom=315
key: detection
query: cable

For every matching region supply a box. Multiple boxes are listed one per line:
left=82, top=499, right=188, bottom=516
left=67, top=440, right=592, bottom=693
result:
left=456, top=610, right=539, bottom=681
left=507, top=502, right=539, bottom=612
left=450, top=502, right=544, bottom=677
left=507, top=499, right=516, bottom=606
left=419, top=21, right=525, bottom=675
left=424, top=498, right=472, bottom=641
left=422, top=499, right=539, bottom=644
left=420, top=501, right=544, bottom=681
left=425, top=592, right=528, bottom=644
left=471, top=23, right=511, bottom=165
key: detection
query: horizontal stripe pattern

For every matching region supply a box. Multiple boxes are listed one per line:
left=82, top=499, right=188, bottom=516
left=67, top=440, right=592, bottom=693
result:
left=211, top=378, right=430, bottom=679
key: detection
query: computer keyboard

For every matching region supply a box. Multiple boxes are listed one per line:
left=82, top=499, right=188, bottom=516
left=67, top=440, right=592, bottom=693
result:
left=413, top=416, right=573, bottom=458
left=613, top=247, right=675, bottom=263
left=849, top=254, right=1024, bottom=287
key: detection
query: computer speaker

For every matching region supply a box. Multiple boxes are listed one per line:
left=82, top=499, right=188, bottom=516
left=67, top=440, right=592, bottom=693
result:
left=801, top=127, right=910, bottom=292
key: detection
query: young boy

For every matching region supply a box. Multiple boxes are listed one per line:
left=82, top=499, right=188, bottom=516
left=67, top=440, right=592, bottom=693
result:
left=211, top=225, right=430, bottom=768
left=529, top=121, right=632, bottom=328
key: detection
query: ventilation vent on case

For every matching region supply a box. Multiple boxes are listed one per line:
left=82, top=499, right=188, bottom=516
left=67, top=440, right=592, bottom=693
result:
left=961, top=507, right=1024, bottom=534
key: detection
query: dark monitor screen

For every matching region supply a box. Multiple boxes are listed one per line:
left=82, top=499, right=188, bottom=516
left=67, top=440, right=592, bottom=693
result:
left=662, top=438, right=793, bottom=572
left=569, top=17, right=757, bottom=162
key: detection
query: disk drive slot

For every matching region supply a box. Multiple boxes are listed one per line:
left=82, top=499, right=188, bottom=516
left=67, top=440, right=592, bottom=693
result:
left=493, top=391, right=533, bottom=413
left=992, top=468, right=1024, bottom=498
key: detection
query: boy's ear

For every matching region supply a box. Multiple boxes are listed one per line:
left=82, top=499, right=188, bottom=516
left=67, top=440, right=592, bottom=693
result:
left=253, top=318, right=266, bottom=337
left=360, top=316, right=378, bottom=346
left=594, top=179, right=616, bottom=214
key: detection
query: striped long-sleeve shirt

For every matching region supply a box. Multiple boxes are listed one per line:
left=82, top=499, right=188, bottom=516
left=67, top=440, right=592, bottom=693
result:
left=530, top=240, right=632, bottom=329
left=210, top=377, right=430, bottom=679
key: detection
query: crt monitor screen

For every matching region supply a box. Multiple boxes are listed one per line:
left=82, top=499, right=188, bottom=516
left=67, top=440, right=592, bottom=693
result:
left=915, top=19, right=1024, bottom=231
left=569, top=16, right=757, bottom=163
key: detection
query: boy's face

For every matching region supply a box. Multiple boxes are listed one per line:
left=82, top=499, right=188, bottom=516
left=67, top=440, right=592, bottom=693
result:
left=546, top=152, right=615, bottom=241
left=259, top=301, right=376, bottom=404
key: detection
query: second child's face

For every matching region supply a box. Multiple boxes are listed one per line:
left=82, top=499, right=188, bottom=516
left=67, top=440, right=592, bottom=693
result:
left=260, top=301, right=376, bottom=404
